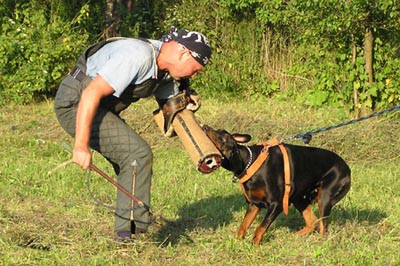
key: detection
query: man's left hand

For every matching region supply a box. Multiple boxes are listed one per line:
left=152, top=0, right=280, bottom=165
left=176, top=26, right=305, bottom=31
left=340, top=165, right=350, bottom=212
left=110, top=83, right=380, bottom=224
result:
left=186, top=90, right=201, bottom=112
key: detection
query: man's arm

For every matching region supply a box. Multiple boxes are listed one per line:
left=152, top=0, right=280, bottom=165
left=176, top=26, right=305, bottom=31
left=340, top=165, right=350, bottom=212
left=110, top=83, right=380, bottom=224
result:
left=73, top=75, right=115, bottom=170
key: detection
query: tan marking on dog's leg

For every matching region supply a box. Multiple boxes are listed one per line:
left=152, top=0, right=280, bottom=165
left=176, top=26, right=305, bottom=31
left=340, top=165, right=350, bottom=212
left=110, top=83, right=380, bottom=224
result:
left=317, top=188, right=326, bottom=236
left=297, top=204, right=318, bottom=236
left=237, top=204, right=260, bottom=239
left=252, top=225, right=267, bottom=245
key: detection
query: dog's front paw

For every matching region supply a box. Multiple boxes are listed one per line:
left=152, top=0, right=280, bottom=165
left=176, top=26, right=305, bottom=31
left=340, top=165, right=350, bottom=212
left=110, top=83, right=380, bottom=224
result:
left=252, top=235, right=262, bottom=245
left=237, top=228, right=246, bottom=239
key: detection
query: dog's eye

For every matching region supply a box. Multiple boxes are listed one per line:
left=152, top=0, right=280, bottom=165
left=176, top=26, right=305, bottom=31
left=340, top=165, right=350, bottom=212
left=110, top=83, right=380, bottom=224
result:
left=221, top=135, right=229, bottom=143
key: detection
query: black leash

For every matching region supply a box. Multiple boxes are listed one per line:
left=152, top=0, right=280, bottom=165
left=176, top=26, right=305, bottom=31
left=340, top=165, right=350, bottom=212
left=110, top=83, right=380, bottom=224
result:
left=281, top=104, right=400, bottom=144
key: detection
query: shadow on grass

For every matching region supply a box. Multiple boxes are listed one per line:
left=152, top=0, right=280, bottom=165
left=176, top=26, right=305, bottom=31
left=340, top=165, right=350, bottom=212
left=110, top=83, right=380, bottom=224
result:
left=273, top=205, right=387, bottom=231
left=153, top=194, right=243, bottom=246
left=153, top=194, right=387, bottom=247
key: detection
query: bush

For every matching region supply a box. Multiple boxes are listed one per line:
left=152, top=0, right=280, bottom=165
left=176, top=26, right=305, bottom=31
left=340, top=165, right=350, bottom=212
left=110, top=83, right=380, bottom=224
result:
left=0, top=1, right=91, bottom=105
left=1, top=0, right=398, bottom=112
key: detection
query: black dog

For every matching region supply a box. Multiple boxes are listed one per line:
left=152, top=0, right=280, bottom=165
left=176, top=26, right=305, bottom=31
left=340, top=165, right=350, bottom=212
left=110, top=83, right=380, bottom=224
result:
left=203, top=125, right=351, bottom=245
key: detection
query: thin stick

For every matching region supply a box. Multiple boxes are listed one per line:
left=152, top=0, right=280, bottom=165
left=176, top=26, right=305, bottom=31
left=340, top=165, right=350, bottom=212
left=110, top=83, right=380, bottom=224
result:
left=47, top=159, right=74, bottom=175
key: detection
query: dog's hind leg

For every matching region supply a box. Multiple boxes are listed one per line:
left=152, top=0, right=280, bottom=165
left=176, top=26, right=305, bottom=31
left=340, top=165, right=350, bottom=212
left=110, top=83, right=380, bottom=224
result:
left=237, top=203, right=260, bottom=239
left=297, top=205, right=318, bottom=236
left=317, top=171, right=351, bottom=236
left=293, top=199, right=318, bottom=236
left=317, top=187, right=332, bottom=236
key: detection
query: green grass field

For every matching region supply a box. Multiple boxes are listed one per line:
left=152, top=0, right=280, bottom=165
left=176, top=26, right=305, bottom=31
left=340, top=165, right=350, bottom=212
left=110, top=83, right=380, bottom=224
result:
left=1, top=97, right=399, bottom=265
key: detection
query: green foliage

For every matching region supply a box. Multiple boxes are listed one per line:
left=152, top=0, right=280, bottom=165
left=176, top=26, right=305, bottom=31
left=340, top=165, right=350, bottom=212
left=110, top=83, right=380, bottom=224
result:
left=119, top=0, right=172, bottom=38
left=252, top=0, right=400, bottom=109
left=163, top=0, right=276, bottom=98
left=162, top=0, right=399, bottom=110
left=0, top=0, right=399, bottom=111
left=0, top=0, right=93, bottom=104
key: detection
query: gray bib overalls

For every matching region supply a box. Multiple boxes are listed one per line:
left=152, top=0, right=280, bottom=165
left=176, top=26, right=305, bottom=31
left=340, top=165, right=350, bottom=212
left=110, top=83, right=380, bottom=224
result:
left=54, top=38, right=162, bottom=233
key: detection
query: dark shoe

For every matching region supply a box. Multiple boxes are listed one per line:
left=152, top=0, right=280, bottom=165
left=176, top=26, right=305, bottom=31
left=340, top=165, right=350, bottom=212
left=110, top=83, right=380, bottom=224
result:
left=114, top=231, right=133, bottom=243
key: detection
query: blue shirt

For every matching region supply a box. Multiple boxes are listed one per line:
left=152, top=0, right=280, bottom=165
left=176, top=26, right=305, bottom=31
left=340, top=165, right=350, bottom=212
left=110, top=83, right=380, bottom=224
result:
left=86, top=38, right=179, bottom=100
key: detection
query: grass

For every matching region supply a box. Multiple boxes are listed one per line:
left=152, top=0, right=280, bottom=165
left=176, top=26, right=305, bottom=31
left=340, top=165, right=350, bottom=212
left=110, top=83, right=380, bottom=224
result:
left=0, top=97, right=399, bottom=265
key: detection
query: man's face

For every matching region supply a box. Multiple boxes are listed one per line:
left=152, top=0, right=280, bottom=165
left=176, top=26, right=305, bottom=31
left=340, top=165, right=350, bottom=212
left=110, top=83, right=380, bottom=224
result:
left=168, top=45, right=204, bottom=80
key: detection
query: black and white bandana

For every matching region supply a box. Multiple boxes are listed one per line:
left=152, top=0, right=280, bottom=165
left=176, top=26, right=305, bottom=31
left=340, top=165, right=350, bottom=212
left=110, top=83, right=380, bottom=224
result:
left=161, top=26, right=211, bottom=66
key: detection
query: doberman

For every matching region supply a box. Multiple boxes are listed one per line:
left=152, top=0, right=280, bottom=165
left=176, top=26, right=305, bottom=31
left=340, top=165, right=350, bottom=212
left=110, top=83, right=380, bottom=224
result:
left=203, top=125, right=351, bottom=245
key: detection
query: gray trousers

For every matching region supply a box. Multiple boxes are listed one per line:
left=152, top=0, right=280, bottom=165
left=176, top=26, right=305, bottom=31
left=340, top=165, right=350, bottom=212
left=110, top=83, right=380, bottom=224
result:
left=54, top=76, right=152, bottom=233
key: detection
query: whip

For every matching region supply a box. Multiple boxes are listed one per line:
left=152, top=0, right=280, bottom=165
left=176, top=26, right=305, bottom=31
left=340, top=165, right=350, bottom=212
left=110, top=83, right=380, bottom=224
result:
left=49, top=144, right=146, bottom=209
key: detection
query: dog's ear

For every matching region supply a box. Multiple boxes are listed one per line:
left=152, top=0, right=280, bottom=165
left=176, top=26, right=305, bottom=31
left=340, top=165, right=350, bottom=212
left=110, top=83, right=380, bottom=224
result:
left=232, top=133, right=251, bottom=143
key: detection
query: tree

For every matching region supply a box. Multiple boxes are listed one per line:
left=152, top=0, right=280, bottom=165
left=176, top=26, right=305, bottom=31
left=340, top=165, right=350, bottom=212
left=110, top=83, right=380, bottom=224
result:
left=105, top=0, right=122, bottom=38
left=253, top=0, right=400, bottom=113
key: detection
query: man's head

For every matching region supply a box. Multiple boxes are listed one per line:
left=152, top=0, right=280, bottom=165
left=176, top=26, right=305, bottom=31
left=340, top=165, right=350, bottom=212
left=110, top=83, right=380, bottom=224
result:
left=158, top=26, right=212, bottom=80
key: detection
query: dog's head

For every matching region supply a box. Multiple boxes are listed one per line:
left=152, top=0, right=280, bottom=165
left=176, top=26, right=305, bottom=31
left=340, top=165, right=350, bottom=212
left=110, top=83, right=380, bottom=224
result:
left=203, top=125, right=251, bottom=173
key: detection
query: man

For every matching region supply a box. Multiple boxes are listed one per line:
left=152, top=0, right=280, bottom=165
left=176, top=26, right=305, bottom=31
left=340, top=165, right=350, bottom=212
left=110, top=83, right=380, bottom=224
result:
left=54, top=26, right=211, bottom=241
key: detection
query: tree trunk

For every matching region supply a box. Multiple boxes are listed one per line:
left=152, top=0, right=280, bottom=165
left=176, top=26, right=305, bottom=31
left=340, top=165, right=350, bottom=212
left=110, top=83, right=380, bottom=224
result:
left=126, top=0, right=132, bottom=11
left=105, top=0, right=122, bottom=38
left=262, top=27, right=271, bottom=75
left=364, top=28, right=374, bottom=86
left=362, top=26, right=374, bottom=115
left=351, top=34, right=360, bottom=118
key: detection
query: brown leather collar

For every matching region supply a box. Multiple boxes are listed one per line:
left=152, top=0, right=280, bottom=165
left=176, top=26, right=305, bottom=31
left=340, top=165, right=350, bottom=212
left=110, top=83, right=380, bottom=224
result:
left=239, top=139, right=291, bottom=215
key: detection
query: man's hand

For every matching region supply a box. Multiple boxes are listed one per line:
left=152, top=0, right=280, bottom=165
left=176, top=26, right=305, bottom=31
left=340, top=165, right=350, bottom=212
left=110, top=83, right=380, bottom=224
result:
left=186, top=93, right=201, bottom=111
left=186, top=89, right=201, bottom=112
left=72, top=145, right=92, bottom=170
